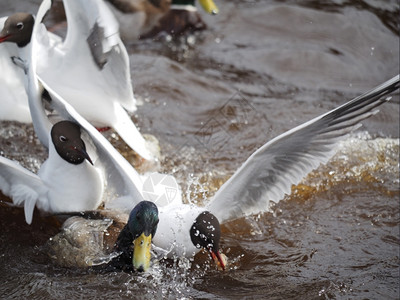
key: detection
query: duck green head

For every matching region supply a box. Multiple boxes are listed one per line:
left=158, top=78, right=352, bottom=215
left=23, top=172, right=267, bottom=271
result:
left=172, top=0, right=219, bottom=14
left=116, top=201, right=159, bottom=272
left=129, top=201, right=158, bottom=272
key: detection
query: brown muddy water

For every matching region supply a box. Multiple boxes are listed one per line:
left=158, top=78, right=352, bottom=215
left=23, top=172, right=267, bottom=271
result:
left=0, top=0, right=399, bottom=299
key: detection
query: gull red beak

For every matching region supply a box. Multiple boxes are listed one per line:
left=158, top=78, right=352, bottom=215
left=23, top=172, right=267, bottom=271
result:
left=209, top=249, right=226, bottom=271
left=0, top=34, right=11, bottom=43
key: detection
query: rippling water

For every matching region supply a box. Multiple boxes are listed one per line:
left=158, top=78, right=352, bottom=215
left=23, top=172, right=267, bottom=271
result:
left=0, top=0, right=399, bottom=299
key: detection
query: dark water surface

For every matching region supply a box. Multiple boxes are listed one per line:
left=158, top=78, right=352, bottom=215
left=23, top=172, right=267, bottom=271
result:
left=0, top=0, right=399, bottom=299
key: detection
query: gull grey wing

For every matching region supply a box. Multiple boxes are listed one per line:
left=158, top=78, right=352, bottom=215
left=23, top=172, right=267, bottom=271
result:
left=207, top=75, right=400, bottom=224
left=0, top=156, right=47, bottom=224
left=37, top=74, right=144, bottom=208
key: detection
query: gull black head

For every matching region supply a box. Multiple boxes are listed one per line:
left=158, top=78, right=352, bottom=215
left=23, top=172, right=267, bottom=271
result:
left=190, top=211, right=225, bottom=270
left=0, top=13, right=34, bottom=47
left=51, top=120, right=93, bottom=165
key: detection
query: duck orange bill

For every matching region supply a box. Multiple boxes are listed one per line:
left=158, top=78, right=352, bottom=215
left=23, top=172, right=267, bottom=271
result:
left=133, top=233, right=152, bottom=272
left=210, top=249, right=226, bottom=271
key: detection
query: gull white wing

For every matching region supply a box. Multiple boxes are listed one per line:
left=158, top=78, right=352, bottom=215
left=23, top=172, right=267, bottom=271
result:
left=38, top=0, right=136, bottom=112
left=34, top=0, right=153, bottom=160
left=0, top=156, right=47, bottom=224
left=207, top=75, right=400, bottom=223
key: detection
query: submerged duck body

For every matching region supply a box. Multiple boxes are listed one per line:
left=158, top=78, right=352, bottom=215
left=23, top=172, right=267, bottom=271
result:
left=48, top=201, right=159, bottom=272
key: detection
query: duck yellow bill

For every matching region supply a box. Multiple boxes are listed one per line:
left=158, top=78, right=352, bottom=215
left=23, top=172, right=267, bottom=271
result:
left=199, top=0, right=219, bottom=15
left=133, top=233, right=152, bottom=272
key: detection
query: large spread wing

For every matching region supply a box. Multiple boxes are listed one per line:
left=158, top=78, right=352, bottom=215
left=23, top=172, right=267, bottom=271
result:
left=0, top=156, right=47, bottom=224
left=207, top=75, right=400, bottom=223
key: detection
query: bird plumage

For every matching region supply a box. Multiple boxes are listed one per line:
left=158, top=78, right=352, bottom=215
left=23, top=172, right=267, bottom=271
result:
left=0, top=0, right=155, bottom=160
left=0, top=121, right=104, bottom=224
left=207, top=75, right=400, bottom=223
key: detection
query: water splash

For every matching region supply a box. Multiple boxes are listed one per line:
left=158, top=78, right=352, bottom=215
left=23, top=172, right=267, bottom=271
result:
left=291, top=132, right=399, bottom=198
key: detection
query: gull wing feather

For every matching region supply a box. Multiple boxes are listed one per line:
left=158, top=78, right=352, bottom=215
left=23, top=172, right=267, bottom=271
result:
left=33, top=0, right=153, bottom=159
left=0, top=156, right=47, bottom=224
left=39, top=0, right=136, bottom=112
left=207, top=75, right=400, bottom=223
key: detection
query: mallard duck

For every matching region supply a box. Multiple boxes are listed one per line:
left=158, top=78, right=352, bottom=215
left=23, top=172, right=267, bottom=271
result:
left=0, top=0, right=155, bottom=160
left=105, top=0, right=219, bottom=42
left=48, top=201, right=159, bottom=272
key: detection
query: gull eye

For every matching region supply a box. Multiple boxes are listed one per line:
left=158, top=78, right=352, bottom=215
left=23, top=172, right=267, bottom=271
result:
left=59, top=136, right=67, bottom=142
left=16, top=22, right=24, bottom=30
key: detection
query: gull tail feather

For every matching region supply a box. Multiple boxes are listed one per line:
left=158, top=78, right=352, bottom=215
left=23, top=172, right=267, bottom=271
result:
left=10, top=184, right=39, bottom=224
left=24, top=197, right=37, bottom=224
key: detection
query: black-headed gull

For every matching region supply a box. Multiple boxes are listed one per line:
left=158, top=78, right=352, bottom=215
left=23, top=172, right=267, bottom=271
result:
left=0, top=119, right=104, bottom=224
left=152, top=74, right=399, bottom=268
left=0, top=0, right=155, bottom=160
left=0, top=14, right=32, bottom=122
